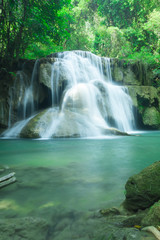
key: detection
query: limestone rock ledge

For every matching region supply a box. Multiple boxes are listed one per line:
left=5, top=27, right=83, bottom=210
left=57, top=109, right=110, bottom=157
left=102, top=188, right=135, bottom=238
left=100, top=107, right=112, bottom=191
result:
left=1, top=56, right=160, bottom=132
left=127, top=86, right=160, bottom=129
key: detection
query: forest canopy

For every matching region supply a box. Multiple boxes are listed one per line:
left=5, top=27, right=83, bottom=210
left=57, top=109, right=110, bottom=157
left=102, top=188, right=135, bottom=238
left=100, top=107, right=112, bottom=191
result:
left=0, top=0, right=160, bottom=67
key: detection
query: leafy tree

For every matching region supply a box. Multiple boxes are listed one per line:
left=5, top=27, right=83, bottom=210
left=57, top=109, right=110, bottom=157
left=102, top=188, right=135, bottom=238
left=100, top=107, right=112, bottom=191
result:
left=0, top=0, right=72, bottom=64
left=143, top=10, right=160, bottom=54
left=94, top=26, right=132, bottom=57
left=96, top=0, right=159, bottom=28
left=64, top=0, right=95, bottom=51
left=0, top=0, right=160, bottom=70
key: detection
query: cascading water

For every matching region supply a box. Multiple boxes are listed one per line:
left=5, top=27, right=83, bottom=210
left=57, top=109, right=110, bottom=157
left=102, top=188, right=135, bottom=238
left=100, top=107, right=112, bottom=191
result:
left=8, top=87, right=13, bottom=128
left=23, top=59, right=39, bottom=118
left=2, top=61, right=39, bottom=137
left=2, top=51, right=136, bottom=138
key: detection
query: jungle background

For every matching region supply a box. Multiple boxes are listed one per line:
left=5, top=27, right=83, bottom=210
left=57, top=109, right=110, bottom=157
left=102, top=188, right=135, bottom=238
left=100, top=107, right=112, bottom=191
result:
left=0, top=0, right=160, bottom=78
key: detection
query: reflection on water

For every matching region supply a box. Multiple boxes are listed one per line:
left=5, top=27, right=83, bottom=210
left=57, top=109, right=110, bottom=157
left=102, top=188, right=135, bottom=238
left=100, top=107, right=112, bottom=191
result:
left=0, top=131, right=160, bottom=239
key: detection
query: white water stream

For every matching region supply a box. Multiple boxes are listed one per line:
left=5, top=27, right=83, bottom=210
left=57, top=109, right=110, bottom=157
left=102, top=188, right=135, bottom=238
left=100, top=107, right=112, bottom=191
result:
left=2, top=51, right=135, bottom=138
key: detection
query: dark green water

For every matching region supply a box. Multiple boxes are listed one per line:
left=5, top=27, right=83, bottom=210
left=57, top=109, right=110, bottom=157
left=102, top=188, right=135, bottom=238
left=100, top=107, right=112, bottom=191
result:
left=0, top=132, right=160, bottom=239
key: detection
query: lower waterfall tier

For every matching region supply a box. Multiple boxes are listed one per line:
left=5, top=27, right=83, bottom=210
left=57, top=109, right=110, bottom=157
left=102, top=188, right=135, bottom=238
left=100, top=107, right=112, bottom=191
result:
left=19, top=108, right=130, bottom=138
left=1, top=51, right=137, bottom=138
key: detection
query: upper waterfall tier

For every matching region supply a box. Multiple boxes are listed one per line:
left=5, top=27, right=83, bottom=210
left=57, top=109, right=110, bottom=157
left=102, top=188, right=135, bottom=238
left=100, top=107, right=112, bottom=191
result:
left=2, top=51, right=136, bottom=138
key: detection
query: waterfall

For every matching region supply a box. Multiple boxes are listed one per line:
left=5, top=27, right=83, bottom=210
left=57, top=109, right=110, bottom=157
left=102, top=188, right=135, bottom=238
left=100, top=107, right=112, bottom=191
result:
left=2, top=51, right=136, bottom=138
left=5, top=60, right=39, bottom=129
left=45, top=51, right=135, bottom=135
left=8, top=87, right=13, bottom=128
left=23, top=59, right=39, bottom=117
left=50, top=60, right=60, bottom=105
left=3, top=116, right=34, bottom=138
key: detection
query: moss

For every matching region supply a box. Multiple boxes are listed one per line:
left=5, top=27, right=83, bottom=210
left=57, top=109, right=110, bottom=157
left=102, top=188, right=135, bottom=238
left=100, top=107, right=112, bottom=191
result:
left=20, top=109, right=48, bottom=138
left=142, top=200, right=160, bottom=227
left=127, top=86, right=160, bottom=129
left=143, top=107, right=160, bottom=128
left=123, top=161, right=160, bottom=211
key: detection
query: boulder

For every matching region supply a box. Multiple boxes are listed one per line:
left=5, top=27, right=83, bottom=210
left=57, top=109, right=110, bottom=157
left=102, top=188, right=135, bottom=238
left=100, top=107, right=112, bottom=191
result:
left=123, top=161, right=160, bottom=211
left=20, top=109, right=52, bottom=138
left=20, top=108, right=82, bottom=138
left=141, top=200, right=160, bottom=227
left=20, top=107, right=129, bottom=138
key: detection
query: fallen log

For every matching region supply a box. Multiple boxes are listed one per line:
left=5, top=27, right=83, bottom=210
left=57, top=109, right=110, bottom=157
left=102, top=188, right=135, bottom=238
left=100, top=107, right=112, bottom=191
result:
left=0, top=172, right=16, bottom=189
left=142, top=226, right=160, bottom=240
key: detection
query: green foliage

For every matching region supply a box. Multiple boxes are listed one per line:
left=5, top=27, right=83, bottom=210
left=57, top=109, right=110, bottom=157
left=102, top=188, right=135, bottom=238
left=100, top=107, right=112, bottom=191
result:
left=153, top=68, right=160, bottom=75
left=96, top=0, right=159, bottom=28
left=125, top=47, right=160, bottom=65
left=123, top=27, right=147, bottom=51
left=9, top=72, right=16, bottom=77
left=0, top=0, right=72, bottom=62
left=94, top=26, right=132, bottom=57
left=143, top=10, right=160, bottom=54
left=24, top=42, right=64, bottom=59
left=0, top=0, right=160, bottom=83
left=64, top=0, right=95, bottom=51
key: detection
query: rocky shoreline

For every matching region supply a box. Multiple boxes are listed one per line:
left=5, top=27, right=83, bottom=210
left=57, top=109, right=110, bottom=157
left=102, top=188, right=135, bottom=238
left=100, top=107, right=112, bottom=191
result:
left=100, top=161, right=160, bottom=239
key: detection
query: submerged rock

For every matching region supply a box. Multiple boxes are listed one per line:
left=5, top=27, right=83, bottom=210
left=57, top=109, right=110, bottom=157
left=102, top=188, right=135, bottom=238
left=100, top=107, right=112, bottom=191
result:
left=0, top=217, right=49, bottom=240
left=123, top=161, right=160, bottom=211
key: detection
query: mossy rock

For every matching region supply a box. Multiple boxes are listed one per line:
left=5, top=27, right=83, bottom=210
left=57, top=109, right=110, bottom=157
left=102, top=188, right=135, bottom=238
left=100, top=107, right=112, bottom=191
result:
left=20, top=109, right=51, bottom=138
left=127, top=86, right=160, bottom=129
left=123, top=161, right=160, bottom=211
left=127, top=86, right=159, bottom=108
left=20, top=108, right=81, bottom=138
left=143, top=107, right=160, bottom=129
left=141, top=200, right=160, bottom=227
left=20, top=107, right=129, bottom=138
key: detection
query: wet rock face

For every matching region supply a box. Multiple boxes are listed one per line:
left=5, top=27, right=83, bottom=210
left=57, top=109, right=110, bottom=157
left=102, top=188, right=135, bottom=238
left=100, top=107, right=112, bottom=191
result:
left=1, top=54, right=160, bottom=133
left=20, top=109, right=50, bottom=138
left=123, top=161, right=160, bottom=211
left=20, top=109, right=82, bottom=138
left=127, top=86, right=160, bottom=129
left=39, top=59, right=68, bottom=106
left=39, top=62, right=52, bottom=89
left=20, top=107, right=130, bottom=138
left=110, top=59, right=154, bottom=86
left=143, top=107, right=160, bottom=128
left=22, top=59, right=36, bottom=77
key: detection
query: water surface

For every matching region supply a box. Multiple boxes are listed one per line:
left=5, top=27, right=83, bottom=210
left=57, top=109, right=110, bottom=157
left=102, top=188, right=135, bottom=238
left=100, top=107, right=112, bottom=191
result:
left=0, top=132, right=160, bottom=239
